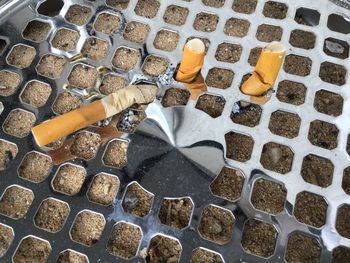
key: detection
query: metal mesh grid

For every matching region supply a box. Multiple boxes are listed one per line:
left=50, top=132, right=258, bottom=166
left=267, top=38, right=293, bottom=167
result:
left=0, top=0, right=350, bottom=262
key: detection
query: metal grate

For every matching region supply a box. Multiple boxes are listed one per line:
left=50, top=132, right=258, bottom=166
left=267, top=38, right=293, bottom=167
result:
left=0, top=0, right=350, bottom=262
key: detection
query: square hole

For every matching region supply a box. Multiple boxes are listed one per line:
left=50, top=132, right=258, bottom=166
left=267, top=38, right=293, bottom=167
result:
left=70, top=210, right=106, bottom=246
left=224, top=18, right=250, bottom=37
left=202, top=0, right=225, bottom=8
left=193, top=12, right=219, bottom=32
left=195, top=94, right=225, bottom=118
left=205, top=67, right=234, bottom=89
left=284, top=54, right=312, bottom=76
left=22, top=20, right=51, bottom=43
left=248, top=47, right=262, bottom=67
left=99, top=74, right=127, bottom=95
left=18, top=151, right=52, bottom=183
left=0, top=224, right=14, bottom=258
left=52, top=163, right=86, bottom=196
left=34, top=198, right=69, bottom=233
left=343, top=166, right=350, bottom=195
left=0, top=70, right=21, bottom=97
left=107, top=222, right=142, bottom=259
left=0, top=139, right=18, bottom=171
left=319, top=62, right=347, bottom=86
left=256, top=24, right=282, bottom=42
left=94, top=12, right=121, bottom=35
left=198, top=205, right=234, bottom=245
left=37, top=0, right=64, bottom=17
left=163, top=5, right=189, bottom=26
left=81, top=37, right=109, bottom=61
left=276, top=80, right=306, bottom=106
left=268, top=110, right=301, bottom=139
left=52, top=91, right=82, bottom=114
left=231, top=101, right=262, bottom=127
left=332, top=246, right=350, bottom=262
left=142, top=55, right=169, bottom=77
left=190, top=248, right=223, bottom=263
left=336, top=205, right=350, bottom=239
left=263, top=1, right=288, bottom=19
left=134, top=0, right=160, bottom=18
left=123, top=21, right=150, bottom=44
left=122, top=182, right=154, bottom=217
left=36, top=54, right=66, bottom=79
left=20, top=80, right=52, bottom=108
left=153, top=29, right=180, bottom=51
left=314, top=89, right=343, bottom=117
left=215, top=42, right=242, bottom=63
left=146, top=235, right=182, bottom=262
left=57, top=250, right=88, bottom=263
left=251, top=179, right=286, bottom=214
left=6, top=44, right=36, bottom=69
left=327, top=14, right=350, bottom=34
left=51, top=28, right=80, bottom=52
left=70, top=131, right=101, bottom=160
left=65, top=4, right=92, bottom=26
left=301, top=154, right=334, bottom=188
left=308, top=120, right=338, bottom=150
left=13, top=236, right=51, bottom=262
left=106, top=0, right=130, bottom=10
left=68, top=64, right=98, bottom=89
left=323, top=37, right=349, bottom=59
left=232, top=0, right=257, bottom=14
left=112, top=47, right=140, bottom=71
left=3, top=109, right=36, bottom=138
left=241, top=219, right=277, bottom=258
left=158, top=197, right=193, bottom=229
left=294, top=7, right=320, bottom=26
left=87, top=173, right=120, bottom=206
left=161, top=88, right=190, bottom=107
left=285, top=233, right=321, bottom=262
left=210, top=166, right=244, bottom=201
left=289, top=30, right=316, bottom=49
left=225, top=132, right=254, bottom=162
left=294, top=191, right=327, bottom=228
left=0, top=185, right=34, bottom=219
left=102, top=139, right=128, bottom=169
left=260, top=142, right=294, bottom=174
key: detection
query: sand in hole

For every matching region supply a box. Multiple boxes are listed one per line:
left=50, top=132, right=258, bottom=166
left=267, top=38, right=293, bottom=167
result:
left=122, top=182, right=154, bottom=217
left=210, top=166, right=244, bottom=201
left=162, top=88, right=190, bottom=107
left=52, top=163, right=86, bottom=196
left=0, top=70, right=21, bottom=97
left=7, top=44, right=36, bottom=69
left=195, top=94, right=225, bottom=118
left=52, top=91, right=83, bottom=115
left=0, top=185, right=34, bottom=219
left=20, top=80, right=51, bottom=108
left=34, top=198, right=69, bottom=233
left=36, top=54, right=66, bottom=79
left=13, top=236, right=51, bottom=263
left=3, top=109, right=36, bottom=138
left=158, top=197, right=193, bottom=229
left=225, top=132, right=254, bottom=162
left=230, top=100, right=262, bottom=127
left=107, top=222, right=142, bottom=259
left=198, top=205, right=234, bottom=245
left=70, top=210, right=106, bottom=246
left=65, top=4, right=91, bottom=26
left=301, top=154, right=334, bottom=188
left=18, top=151, right=52, bottom=183
left=251, top=179, right=286, bottom=215
left=276, top=80, right=306, bottom=106
left=0, top=139, right=18, bottom=171
left=146, top=235, right=181, bottom=263
left=190, top=248, right=223, bottom=263
left=268, top=110, right=301, bottom=139
left=260, top=142, right=294, bottom=174
left=87, top=173, right=120, bottom=206
left=23, top=20, right=51, bottom=42
left=294, top=191, right=327, bottom=228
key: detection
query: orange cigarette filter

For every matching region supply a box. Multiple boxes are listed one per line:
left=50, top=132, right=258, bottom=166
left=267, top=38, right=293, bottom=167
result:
left=32, top=85, right=157, bottom=147
left=241, top=42, right=286, bottom=96
left=176, top=38, right=205, bottom=83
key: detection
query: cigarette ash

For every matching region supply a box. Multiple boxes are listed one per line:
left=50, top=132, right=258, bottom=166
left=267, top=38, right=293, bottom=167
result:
left=117, top=109, right=145, bottom=133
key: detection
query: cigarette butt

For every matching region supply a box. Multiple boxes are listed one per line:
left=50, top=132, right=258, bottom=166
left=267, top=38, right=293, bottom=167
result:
left=241, top=42, right=286, bottom=96
left=176, top=38, right=205, bottom=83
left=32, top=85, right=157, bottom=147
left=183, top=73, right=207, bottom=100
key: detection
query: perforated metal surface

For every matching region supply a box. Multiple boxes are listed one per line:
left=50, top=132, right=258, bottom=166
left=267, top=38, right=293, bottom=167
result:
left=0, top=0, right=350, bottom=262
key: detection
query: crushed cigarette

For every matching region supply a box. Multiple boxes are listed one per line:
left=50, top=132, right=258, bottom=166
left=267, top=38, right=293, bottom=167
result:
left=32, top=85, right=157, bottom=147
left=241, top=41, right=286, bottom=97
